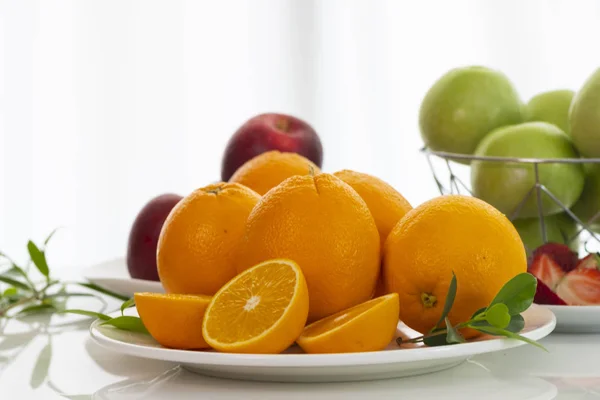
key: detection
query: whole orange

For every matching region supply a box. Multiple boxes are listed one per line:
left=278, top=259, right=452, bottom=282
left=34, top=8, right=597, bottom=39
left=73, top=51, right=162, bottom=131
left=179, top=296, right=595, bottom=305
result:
left=236, top=173, right=380, bottom=322
left=229, top=150, right=320, bottom=195
left=383, top=195, right=526, bottom=336
left=333, top=170, right=412, bottom=249
left=157, top=182, right=260, bottom=295
left=333, top=170, right=412, bottom=299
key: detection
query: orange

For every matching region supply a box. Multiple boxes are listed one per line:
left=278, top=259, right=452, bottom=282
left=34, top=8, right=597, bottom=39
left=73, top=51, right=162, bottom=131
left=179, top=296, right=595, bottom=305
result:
left=383, top=195, right=526, bottom=337
left=333, top=170, right=412, bottom=299
left=229, top=150, right=320, bottom=195
left=297, top=293, right=399, bottom=354
left=202, top=259, right=309, bottom=354
left=157, top=182, right=260, bottom=295
left=333, top=170, right=412, bottom=249
left=134, top=292, right=211, bottom=349
left=236, top=173, right=380, bottom=322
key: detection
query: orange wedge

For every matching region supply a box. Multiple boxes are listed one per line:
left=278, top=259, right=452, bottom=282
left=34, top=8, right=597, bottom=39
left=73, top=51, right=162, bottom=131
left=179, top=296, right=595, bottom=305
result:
left=296, top=293, right=399, bottom=354
left=134, top=292, right=211, bottom=350
left=202, top=259, right=309, bottom=354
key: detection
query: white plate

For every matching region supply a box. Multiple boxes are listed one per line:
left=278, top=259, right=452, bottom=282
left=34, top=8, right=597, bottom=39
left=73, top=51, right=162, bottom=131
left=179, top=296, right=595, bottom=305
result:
left=90, top=304, right=556, bottom=383
left=545, top=304, right=600, bottom=333
left=83, top=258, right=164, bottom=297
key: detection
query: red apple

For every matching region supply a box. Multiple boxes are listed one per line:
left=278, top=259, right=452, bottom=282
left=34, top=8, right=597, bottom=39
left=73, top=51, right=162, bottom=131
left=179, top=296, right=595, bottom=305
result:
left=221, top=113, right=323, bottom=181
left=126, top=193, right=182, bottom=281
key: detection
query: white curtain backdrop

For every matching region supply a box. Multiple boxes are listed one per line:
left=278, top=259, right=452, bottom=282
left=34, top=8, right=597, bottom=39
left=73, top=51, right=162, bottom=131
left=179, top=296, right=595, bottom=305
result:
left=2, top=0, right=600, bottom=270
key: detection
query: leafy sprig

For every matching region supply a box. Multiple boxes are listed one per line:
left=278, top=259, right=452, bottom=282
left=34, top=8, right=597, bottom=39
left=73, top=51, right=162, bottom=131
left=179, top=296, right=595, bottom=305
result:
left=0, top=230, right=129, bottom=319
left=397, top=272, right=545, bottom=350
left=61, top=308, right=148, bottom=334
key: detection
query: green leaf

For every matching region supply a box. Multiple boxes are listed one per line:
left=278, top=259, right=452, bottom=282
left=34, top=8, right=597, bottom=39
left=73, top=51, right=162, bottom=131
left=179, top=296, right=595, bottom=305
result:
left=43, top=227, right=61, bottom=247
left=5, top=293, right=27, bottom=304
left=0, top=265, right=18, bottom=276
left=471, top=307, right=487, bottom=319
left=3, top=287, right=18, bottom=297
left=44, top=292, right=95, bottom=299
left=445, top=317, right=465, bottom=344
left=469, top=313, right=525, bottom=333
left=77, top=282, right=129, bottom=301
left=506, top=314, right=525, bottom=333
left=423, top=329, right=449, bottom=346
left=7, top=263, right=37, bottom=290
left=431, top=271, right=457, bottom=332
left=0, top=251, right=14, bottom=263
left=488, top=273, right=537, bottom=315
left=120, top=298, right=135, bottom=316
left=467, top=320, right=490, bottom=328
left=0, top=275, right=32, bottom=291
left=473, top=325, right=547, bottom=351
left=101, top=316, right=149, bottom=334
left=486, top=303, right=511, bottom=329
left=17, top=304, right=56, bottom=316
left=61, top=309, right=111, bottom=321
left=27, top=240, right=49, bottom=278
left=8, top=264, right=29, bottom=281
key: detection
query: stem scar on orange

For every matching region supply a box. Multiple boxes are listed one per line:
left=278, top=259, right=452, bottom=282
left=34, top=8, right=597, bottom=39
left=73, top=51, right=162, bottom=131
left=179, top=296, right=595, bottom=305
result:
left=383, top=195, right=527, bottom=337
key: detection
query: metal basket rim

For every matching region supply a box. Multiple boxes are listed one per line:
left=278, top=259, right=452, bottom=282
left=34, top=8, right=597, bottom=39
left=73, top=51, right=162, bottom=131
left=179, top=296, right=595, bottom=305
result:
left=421, top=147, right=600, bottom=164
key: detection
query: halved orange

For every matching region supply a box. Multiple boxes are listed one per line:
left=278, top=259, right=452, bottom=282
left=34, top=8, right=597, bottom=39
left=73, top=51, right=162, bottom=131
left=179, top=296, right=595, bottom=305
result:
left=134, top=292, right=211, bottom=350
left=202, top=259, right=309, bottom=354
left=296, top=293, right=399, bottom=354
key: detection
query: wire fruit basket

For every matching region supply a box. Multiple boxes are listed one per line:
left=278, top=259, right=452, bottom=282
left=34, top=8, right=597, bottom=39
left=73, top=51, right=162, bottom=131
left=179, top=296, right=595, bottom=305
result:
left=422, top=147, right=600, bottom=253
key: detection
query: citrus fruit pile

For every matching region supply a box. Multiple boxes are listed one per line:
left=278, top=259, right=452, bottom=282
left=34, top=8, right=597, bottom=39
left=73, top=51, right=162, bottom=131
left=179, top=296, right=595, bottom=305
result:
left=420, top=66, right=600, bottom=253
left=129, top=137, right=527, bottom=354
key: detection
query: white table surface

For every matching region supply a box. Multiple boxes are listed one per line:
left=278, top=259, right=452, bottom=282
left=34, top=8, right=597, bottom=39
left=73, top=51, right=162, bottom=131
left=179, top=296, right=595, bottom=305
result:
left=0, top=276, right=597, bottom=400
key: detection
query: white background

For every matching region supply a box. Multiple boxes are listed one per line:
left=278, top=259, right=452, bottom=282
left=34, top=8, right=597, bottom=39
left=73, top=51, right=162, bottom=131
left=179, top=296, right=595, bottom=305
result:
left=1, top=0, right=600, bottom=270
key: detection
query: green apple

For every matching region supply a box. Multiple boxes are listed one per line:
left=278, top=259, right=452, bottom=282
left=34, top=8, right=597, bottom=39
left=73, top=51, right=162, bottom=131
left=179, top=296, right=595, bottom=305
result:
left=570, top=68, right=600, bottom=157
left=471, top=122, right=584, bottom=218
left=525, top=89, right=574, bottom=134
left=419, top=66, right=523, bottom=161
left=571, top=163, right=600, bottom=232
left=512, top=213, right=579, bottom=252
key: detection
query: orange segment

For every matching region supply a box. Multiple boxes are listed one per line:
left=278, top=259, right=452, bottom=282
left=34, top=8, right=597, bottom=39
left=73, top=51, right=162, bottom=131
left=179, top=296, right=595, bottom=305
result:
left=297, top=293, right=399, bottom=354
left=134, top=293, right=212, bottom=350
left=202, top=259, right=309, bottom=354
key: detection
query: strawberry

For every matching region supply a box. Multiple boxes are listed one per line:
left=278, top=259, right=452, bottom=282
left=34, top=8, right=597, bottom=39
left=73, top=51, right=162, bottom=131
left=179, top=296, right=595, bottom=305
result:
left=529, top=253, right=566, bottom=291
left=556, top=268, right=600, bottom=305
left=576, top=253, right=600, bottom=270
left=534, top=279, right=567, bottom=305
left=532, top=242, right=578, bottom=272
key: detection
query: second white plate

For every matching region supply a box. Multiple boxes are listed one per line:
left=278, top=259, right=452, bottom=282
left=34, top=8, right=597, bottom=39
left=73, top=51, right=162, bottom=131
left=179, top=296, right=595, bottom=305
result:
left=90, top=304, right=556, bottom=383
left=545, top=304, right=600, bottom=333
left=83, top=258, right=163, bottom=297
